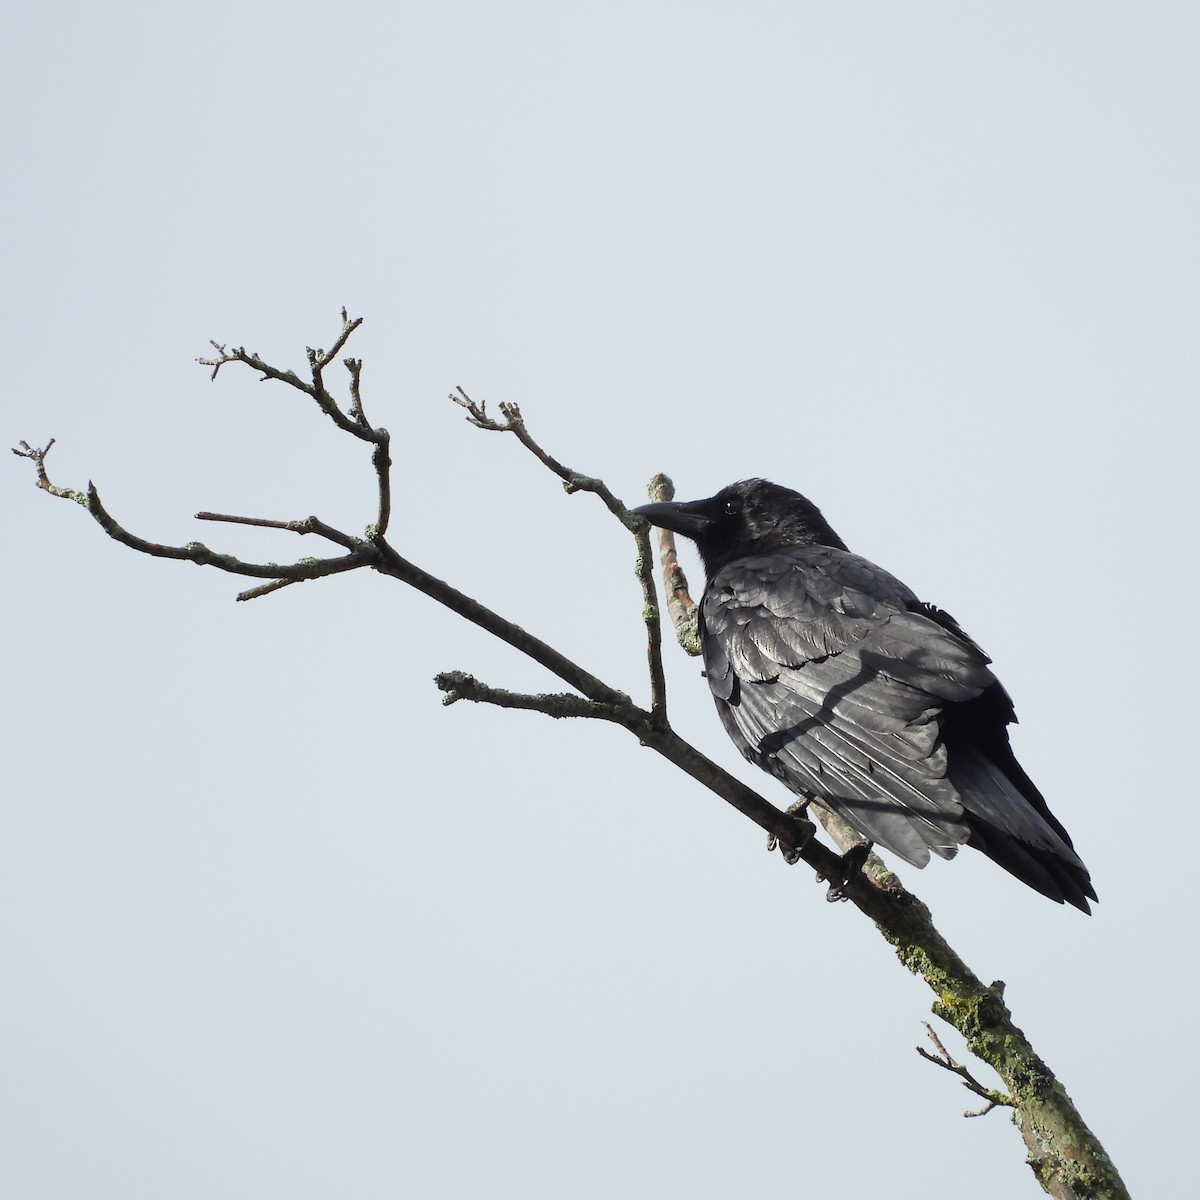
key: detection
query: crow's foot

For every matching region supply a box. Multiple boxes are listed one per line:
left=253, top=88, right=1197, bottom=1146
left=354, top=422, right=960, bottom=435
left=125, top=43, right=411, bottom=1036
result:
left=767, top=799, right=815, bottom=864
left=824, top=841, right=873, bottom=902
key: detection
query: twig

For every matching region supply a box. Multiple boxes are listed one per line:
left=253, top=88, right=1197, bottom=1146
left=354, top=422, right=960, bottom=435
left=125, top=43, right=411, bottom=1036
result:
left=450, top=386, right=668, bottom=727
left=645, top=473, right=701, bottom=656
left=197, top=311, right=391, bottom=546
left=194, top=510, right=363, bottom=552
left=305, top=311, right=372, bottom=440
left=195, top=511, right=301, bottom=531
left=371, top=437, right=392, bottom=539
left=237, top=578, right=300, bottom=602
left=346, top=357, right=366, bottom=424
left=198, top=341, right=309, bottom=391
left=310, top=307, right=363, bottom=372
left=198, top=311, right=381, bottom=447
left=637, top=523, right=669, bottom=727
left=448, top=389, right=629, bottom=520
left=12, top=441, right=89, bottom=505
left=435, top=671, right=634, bottom=724
left=917, top=1022, right=1014, bottom=1118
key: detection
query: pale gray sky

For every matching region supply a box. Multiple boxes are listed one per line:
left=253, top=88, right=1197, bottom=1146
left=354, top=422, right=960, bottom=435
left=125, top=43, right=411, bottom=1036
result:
left=5, top=3, right=1195, bottom=1197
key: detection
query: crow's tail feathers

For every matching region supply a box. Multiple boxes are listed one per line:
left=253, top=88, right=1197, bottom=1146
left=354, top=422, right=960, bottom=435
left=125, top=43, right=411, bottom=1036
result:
left=950, top=743, right=1097, bottom=913
left=965, top=821, right=1097, bottom=913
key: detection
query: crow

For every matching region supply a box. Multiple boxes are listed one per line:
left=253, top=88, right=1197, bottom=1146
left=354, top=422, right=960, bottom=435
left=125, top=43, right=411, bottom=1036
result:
left=634, top=478, right=1095, bottom=912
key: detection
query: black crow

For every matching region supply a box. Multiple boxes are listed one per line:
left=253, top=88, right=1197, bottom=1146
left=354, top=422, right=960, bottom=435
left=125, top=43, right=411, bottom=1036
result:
left=634, top=479, right=1095, bottom=912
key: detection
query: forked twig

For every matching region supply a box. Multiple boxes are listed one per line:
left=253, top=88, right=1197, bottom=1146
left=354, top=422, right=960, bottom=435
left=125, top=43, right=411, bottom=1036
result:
left=917, top=1021, right=1014, bottom=1118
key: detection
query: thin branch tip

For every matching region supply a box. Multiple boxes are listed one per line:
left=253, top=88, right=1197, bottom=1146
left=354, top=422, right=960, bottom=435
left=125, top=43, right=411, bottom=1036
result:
left=13, top=437, right=57, bottom=460
left=236, top=578, right=299, bottom=602
left=14, top=438, right=91, bottom=505
left=449, top=386, right=506, bottom=430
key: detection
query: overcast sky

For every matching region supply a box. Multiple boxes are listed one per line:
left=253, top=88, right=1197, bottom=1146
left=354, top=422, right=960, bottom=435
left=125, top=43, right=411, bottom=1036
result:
left=4, top=4, right=1196, bottom=1197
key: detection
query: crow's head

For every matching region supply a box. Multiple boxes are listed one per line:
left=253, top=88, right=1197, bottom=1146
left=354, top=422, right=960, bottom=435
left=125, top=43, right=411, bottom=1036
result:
left=634, top=478, right=847, bottom=578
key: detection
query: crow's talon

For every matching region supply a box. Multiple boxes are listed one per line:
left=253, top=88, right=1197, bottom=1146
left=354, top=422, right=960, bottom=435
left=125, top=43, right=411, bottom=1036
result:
left=825, top=841, right=872, bottom=902
left=767, top=810, right=815, bottom=864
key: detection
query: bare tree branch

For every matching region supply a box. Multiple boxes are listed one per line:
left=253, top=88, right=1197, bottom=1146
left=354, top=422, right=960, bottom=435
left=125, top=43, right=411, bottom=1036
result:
left=14, top=313, right=1129, bottom=1200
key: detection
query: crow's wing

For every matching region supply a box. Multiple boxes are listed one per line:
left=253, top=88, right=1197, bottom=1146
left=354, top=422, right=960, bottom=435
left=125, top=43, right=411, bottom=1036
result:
left=701, top=546, right=1073, bottom=871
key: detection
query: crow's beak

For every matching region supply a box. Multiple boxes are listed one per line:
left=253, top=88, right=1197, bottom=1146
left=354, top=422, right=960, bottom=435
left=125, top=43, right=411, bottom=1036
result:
left=632, top=499, right=713, bottom=539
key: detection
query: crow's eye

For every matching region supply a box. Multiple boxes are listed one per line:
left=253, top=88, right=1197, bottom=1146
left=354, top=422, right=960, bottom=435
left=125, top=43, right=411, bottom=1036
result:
left=722, top=497, right=741, bottom=515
